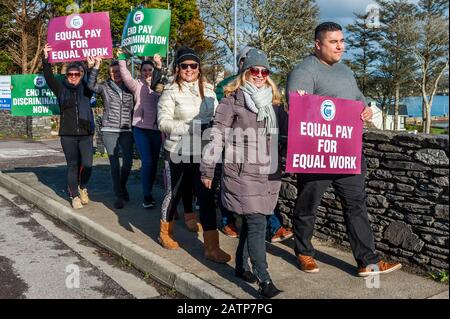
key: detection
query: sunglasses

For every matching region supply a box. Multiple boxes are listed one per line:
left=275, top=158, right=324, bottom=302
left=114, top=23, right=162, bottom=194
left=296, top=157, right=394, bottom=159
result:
left=249, top=67, right=270, bottom=77
left=179, top=63, right=199, bottom=70
left=67, top=72, right=81, bottom=78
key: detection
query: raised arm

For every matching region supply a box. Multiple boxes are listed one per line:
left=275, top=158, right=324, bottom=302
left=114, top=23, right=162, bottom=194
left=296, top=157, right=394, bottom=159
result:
left=86, top=56, right=104, bottom=95
left=118, top=59, right=138, bottom=93
left=150, top=53, right=162, bottom=90
left=42, top=44, right=61, bottom=97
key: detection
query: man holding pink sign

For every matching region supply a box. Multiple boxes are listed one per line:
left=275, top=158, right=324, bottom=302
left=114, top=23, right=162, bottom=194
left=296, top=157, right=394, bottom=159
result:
left=286, top=22, right=401, bottom=277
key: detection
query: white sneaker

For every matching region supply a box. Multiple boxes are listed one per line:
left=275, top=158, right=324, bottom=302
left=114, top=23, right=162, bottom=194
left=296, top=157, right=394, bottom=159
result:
left=72, top=196, right=83, bottom=209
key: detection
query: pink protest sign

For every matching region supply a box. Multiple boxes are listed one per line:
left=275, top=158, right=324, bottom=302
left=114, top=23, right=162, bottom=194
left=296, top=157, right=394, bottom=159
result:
left=286, top=94, right=364, bottom=174
left=47, top=12, right=113, bottom=63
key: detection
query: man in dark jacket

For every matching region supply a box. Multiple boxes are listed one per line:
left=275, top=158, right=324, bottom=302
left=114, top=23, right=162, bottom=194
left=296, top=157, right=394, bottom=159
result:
left=42, top=44, right=95, bottom=209
left=87, top=56, right=135, bottom=209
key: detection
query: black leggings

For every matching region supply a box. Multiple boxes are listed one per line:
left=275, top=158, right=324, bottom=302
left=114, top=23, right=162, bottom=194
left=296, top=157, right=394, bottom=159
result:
left=161, top=153, right=217, bottom=231
left=60, top=135, right=93, bottom=198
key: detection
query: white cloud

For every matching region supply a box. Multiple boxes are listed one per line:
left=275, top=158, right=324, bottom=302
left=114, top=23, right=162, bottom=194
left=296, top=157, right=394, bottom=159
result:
left=316, top=0, right=376, bottom=26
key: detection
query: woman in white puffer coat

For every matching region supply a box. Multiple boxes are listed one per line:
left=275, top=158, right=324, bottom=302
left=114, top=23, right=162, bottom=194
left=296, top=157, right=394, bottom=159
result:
left=156, top=47, right=231, bottom=264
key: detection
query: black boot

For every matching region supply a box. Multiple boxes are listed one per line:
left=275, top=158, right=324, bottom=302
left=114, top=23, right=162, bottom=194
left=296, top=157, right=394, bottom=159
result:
left=121, top=187, right=130, bottom=202
left=258, top=280, right=282, bottom=299
left=235, top=270, right=257, bottom=283
left=114, top=197, right=124, bottom=209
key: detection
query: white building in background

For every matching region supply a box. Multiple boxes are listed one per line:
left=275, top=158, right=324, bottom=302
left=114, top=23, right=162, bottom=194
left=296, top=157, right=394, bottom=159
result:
left=370, top=101, right=409, bottom=131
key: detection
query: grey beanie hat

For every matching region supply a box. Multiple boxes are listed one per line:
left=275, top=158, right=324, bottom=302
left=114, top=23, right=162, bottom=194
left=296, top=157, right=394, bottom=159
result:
left=240, top=49, right=270, bottom=73
left=236, top=46, right=253, bottom=65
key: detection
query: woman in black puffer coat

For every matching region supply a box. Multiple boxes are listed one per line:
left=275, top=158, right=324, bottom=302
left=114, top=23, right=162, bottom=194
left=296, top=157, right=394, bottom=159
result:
left=42, top=44, right=95, bottom=209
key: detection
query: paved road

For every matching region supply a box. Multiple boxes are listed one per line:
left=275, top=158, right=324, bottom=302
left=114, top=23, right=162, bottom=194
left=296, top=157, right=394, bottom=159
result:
left=0, top=139, right=66, bottom=170
left=0, top=138, right=184, bottom=299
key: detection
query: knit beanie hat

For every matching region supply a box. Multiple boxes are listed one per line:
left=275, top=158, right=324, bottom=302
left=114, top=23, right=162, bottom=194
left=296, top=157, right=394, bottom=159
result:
left=236, top=46, right=253, bottom=66
left=175, top=47, right=201, bottom=65
left=240, top=49, right=270, bottom=73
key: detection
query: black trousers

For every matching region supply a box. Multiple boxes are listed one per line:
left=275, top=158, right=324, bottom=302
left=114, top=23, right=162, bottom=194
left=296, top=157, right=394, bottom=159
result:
left=161, top=153, right=217, bottom=231
left=293, top=165, right=380, bottom=268
left=60, top=135, right=93, bottom=198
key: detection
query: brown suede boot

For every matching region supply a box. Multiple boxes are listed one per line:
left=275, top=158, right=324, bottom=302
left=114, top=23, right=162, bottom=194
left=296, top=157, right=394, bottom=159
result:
left=184, top=212, right=202, bottom=232
left=203, top=230, right=232, bottom=263
left=158, top=220, right=180, bottom=250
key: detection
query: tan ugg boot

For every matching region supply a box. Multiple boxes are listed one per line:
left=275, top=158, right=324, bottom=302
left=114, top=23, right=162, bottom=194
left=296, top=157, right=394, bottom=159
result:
left=203, top=230, right=232, bottom=264
left=158, top=220, right=180, bottom=250
left=184, top=212, right=202, bottom=232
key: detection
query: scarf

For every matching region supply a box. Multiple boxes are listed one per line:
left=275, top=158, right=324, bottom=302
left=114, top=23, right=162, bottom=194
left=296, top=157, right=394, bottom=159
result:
left=240, top=82, right=278, bottom=135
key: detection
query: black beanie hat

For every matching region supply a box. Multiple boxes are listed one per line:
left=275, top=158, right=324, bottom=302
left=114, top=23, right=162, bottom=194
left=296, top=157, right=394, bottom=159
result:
left=176, top=47, right=201, bottom=65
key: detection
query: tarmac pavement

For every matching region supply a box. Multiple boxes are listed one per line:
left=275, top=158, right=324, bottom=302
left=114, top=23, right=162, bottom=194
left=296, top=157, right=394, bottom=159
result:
left=0, top=138, right=448, bottom=299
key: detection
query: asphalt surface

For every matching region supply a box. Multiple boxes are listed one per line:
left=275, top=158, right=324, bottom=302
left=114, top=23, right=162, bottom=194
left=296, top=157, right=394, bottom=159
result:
left=0, top=138, right=185, bottom=299
left=0, top=138, right=447, bottom=300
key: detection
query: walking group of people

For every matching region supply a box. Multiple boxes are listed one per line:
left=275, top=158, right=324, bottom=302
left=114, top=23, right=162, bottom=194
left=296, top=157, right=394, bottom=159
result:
left=42, top=21, right=402, bottom=299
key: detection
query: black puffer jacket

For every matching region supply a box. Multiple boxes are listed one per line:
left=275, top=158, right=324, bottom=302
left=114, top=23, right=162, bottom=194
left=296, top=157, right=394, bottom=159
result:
left=42, top=58, right=95, bottom=136
left=87, top=68, right=134, bottom=131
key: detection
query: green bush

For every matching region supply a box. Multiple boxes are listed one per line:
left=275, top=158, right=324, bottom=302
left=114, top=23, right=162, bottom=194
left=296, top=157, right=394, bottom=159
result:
left=429, top=270, right=449, bottom=284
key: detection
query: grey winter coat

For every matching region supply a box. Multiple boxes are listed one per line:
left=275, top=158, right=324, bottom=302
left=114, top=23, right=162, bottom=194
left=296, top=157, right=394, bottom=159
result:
left=200, top=89, right=288, bottom=215
left=88, top=68, right=134, bottom=131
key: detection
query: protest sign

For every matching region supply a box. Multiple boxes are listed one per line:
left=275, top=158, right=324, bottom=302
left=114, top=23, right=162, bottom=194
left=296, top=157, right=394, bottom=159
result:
left=11, top=74, right=61, bottom=116
left=47, top=12, right=113, bottom=63
left=286, top=94, right=364, bottom=174
left=121, top=8, right=171, bottom=57
left=0, top=75, right=11, bottom=110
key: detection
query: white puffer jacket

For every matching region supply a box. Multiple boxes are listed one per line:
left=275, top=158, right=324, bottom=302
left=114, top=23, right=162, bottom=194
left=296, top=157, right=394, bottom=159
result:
left=157, top=80, right=218, bottom=156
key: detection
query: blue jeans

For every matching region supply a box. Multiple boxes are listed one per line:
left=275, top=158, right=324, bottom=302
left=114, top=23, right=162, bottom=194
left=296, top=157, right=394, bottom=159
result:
left=266, top=209, right=283, bottom=239
left=221, top=201, right=282, bottom=240
left=236, top=213, right=271, bottom=283
left=219, top=197, right=236, bottom=227
left=133, top=127, right=162, bottom=198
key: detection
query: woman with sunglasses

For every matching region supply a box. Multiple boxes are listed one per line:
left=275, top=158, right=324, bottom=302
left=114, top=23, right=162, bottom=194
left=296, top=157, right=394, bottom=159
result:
left=200, top=49, right=286, bottom=298
left=42, top=44, right=95, bottom=209
left=117, top=49, right=162, bottom=209
left=157, top=47, right=231, bottom=264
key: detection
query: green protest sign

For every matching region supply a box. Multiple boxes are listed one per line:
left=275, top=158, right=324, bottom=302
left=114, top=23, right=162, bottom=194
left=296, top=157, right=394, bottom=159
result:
left=11, top=74, right=61, bottom=116
left=121, top=8, right=171, bottom=57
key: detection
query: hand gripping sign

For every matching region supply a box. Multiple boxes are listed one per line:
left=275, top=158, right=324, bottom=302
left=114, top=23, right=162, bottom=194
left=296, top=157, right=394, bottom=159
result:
left=47, top=12, right=113, bottom=63
left=121, top=8, right=171, bottom=57
left=286, top=94, right=364, bottom=174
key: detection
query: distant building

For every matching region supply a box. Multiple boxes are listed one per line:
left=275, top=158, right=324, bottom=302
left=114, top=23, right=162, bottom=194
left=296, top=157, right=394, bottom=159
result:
left=370, top=101, right=408, bottom=131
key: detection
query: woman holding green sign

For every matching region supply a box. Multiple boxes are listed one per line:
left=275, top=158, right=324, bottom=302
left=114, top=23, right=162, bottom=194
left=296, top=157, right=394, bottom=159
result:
left=117, top=49, right=162, bottom=209
left=42, top=43, right=95, bottom=210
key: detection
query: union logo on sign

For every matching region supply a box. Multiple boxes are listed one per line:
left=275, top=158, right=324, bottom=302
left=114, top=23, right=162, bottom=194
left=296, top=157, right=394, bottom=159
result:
left=133, top=11, right=144, bottom=24
left=70, top=14, right=83, bottom=29
left=320, top=99, right=336, bottom=121
left=34, top=76, right=46, bottom=88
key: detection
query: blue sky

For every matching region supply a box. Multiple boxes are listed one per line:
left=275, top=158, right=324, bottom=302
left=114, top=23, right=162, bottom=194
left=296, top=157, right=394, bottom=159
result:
left=316, top=0, right=376, bottom=27
left=316, top=0, right=377, bottom=60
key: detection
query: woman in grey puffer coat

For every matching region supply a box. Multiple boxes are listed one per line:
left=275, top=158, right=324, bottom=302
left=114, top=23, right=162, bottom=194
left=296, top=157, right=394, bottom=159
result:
left=87, top=57, right=134, bottom=209
left=200, top=49, right=286, bottom=299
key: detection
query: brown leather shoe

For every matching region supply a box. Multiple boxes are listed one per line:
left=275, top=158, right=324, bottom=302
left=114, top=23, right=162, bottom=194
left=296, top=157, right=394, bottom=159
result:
left=358, top=260, right=402, bottom=277
left=297, top=255, right=319, bottom=273
left=270, top=227, right=293, bottom=243
left=220, top=224, right=239, bottom=238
